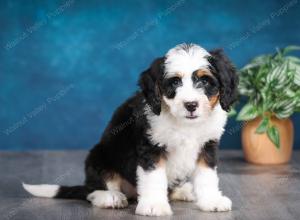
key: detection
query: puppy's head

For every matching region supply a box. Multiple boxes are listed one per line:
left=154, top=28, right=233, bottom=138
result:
left=139, top=43, right=238, bottom=122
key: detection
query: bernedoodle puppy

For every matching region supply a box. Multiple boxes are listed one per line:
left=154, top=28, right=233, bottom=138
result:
left=23, top=43, right=239, bottom=216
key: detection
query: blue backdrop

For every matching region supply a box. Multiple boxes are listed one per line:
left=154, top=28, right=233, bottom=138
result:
left=1, top=0, right=300, bottom=150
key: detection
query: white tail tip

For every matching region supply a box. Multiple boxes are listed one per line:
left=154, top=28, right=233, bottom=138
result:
left=22, top=182, right=59, bottom=198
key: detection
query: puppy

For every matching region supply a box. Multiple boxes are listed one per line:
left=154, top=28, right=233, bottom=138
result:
left=23, top=43, right=238, bottom=216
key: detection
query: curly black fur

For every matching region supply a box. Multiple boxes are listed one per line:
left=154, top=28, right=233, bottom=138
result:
left=138, top=57, right=165, bottom=115
left=208, top=49, right=239, bottom=112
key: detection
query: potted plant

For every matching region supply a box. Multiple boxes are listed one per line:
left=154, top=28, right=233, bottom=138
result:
left=236, top=46, right=300, bottom=165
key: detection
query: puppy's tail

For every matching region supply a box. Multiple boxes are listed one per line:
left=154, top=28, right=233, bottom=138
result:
left=22, top=183, right=90, bottom=200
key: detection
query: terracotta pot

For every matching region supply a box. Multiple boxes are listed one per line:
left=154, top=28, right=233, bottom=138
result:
left=242, top=117, right=294, bottom=165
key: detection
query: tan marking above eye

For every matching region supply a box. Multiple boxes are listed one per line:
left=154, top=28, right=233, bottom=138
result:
left=173, top=72, right=184, bottom=78
left=196, top=69, right=213, bottom=78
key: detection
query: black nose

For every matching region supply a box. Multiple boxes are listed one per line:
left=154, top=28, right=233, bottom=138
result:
left=184, top=101, right=198, bottom=112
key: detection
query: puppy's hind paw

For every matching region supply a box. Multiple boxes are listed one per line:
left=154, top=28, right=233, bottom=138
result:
left=87, top=190, right=128, bottom=209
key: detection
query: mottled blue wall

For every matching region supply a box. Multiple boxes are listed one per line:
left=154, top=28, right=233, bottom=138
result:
left=1, top=0, right=300, bottom=150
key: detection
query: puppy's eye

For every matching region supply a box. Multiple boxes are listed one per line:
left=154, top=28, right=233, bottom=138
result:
left=170, top=77, right=182, bottom=86
left=201, top=77, right=209, bottom=86
left=200, top=76, right=212, bottom=86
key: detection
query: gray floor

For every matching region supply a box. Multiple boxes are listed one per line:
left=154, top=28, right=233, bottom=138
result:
left=1, top=150, right=300, bottom=220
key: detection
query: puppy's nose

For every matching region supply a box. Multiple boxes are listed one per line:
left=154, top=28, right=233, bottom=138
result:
left=184, top=101, right=198, bottom=112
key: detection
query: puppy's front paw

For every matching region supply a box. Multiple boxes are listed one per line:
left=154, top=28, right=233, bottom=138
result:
left=197, top=194, right=232, bottom=212
left=135, top=199, right=173, bottom=216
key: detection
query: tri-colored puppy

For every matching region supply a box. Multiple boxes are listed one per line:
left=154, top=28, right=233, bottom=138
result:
left=23, top=43, right=238, bottom=216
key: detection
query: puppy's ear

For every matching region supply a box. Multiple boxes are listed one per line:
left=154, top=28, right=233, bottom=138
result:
left=208, top=49, right=239, bottom=112
left=138, top=57, right=165, bottom=115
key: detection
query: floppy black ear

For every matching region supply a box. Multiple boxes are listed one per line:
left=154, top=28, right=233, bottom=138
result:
left=208, top=49, right=239, bottom=112
left=138, top=57, right=165, bottom=115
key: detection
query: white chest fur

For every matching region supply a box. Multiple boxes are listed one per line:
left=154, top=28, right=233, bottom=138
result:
left=146, top=104, right=227, bottom=187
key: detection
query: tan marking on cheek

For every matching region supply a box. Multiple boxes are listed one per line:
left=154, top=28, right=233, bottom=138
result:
left=209, top=94, right=219, bottom=109
left=161, top=98, right=171, bottom=112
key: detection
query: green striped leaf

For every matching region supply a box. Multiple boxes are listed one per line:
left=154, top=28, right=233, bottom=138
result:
left=282, top=45, right=300, bottom=55
left=237, top=103, right=258, bottom=121
left=255, top=117, right=269, bottom=134
left=267, top=126, right=280, bottom=149
left=294, top=72, right=300, bottom=86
